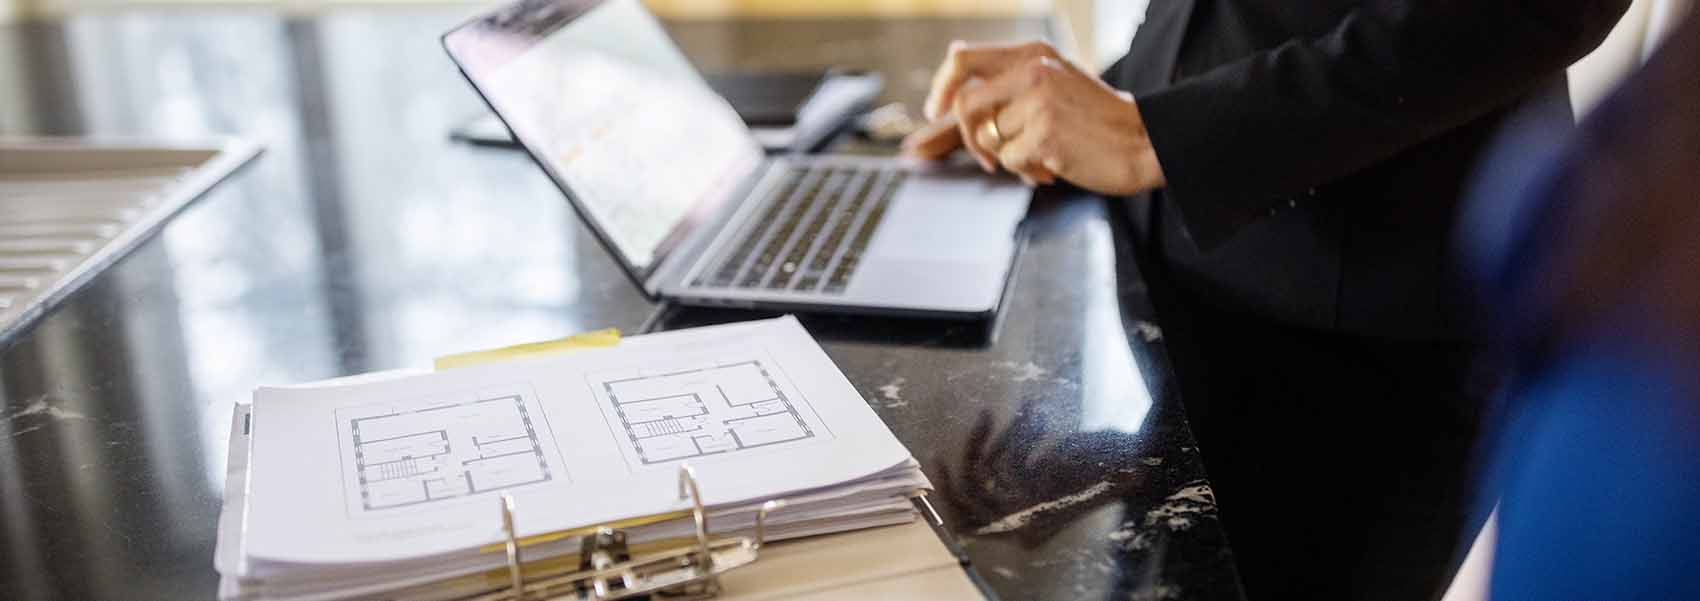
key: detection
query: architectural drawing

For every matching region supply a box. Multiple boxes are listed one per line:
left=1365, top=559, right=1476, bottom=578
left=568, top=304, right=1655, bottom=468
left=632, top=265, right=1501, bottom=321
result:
left=338, top=394, right=553, bottom=513
left=594, top=356, right=829, bottom=468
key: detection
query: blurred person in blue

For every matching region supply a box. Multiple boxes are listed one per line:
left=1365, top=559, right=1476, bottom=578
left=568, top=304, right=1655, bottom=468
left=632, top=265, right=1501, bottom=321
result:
left=1463, top=8, right=1700, bottom=599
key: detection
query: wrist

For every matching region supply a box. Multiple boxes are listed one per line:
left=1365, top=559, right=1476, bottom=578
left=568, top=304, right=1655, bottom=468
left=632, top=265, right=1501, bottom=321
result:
left=1120, top=93, right=1167, bottom=195
left=1131, top=140, right=1166, bottom=193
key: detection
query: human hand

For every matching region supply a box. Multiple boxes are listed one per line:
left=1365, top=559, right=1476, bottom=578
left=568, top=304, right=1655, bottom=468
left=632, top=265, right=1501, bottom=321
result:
left=901, top=41, right=1166, bottom=196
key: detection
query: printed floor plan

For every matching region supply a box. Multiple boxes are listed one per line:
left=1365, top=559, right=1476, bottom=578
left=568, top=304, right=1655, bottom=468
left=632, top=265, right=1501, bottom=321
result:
left=595, top=357, right=829, bottom=468
left=338, top=394, right=554, bottom=513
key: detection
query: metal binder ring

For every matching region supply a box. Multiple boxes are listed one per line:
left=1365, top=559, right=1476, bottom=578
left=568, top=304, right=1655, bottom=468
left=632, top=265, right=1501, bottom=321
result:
left=499, top=495, right=526, bottom=601
left=677, top=465, right=711, bottom=557
left=753, top=499, right=787, bottom=551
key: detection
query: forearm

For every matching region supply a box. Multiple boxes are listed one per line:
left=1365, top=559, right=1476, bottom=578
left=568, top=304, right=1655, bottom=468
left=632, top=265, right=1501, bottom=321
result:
left=1137, top=0, right=1629, bottom=247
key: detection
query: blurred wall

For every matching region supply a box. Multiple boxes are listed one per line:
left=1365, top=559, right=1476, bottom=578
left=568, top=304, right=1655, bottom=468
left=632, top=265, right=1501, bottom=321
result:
left=1568, top=0, right=1692, bottom=117
left=644, top=0, right=1052, bottom=17
left=0, top=16, right=26, bottom=132
left=1091, top=0, right=1146, bottom=67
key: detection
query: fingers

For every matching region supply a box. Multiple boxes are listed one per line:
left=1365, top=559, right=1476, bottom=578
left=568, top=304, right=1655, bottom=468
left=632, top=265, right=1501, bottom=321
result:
left=953, top=56, right=1068, bottom=176
left=923, top=40, right=1059, bottom=121
left=959, top=105, right=999, bottom=172
left=911, top=44, right=1074, bottom=184
left=897, top=110, right=1055, bottom=187
left=995, top=129, right=1057, bottom=186
left=956, top=55, right=1062, bottom=140
left=970, top=119, right=1004, bottom=171
left=952, top=61, right=1038, bottom=171
left=900, top=115, right=964, bottom=160
left=992, top=92, right=1064, bottom=186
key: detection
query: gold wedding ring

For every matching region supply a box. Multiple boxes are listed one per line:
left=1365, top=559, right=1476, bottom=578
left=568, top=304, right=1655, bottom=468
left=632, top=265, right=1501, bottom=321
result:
left=981, top=118, right=1003, bottom=148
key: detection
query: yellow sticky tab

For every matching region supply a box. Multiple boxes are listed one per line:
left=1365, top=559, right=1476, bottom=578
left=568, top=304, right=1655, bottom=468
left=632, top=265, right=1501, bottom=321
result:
left=433, top=328, right=621, bottom=370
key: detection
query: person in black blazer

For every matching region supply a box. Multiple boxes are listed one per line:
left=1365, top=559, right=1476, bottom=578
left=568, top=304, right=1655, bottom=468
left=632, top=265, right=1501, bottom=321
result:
left=904, top=2, right=1628, bottom=599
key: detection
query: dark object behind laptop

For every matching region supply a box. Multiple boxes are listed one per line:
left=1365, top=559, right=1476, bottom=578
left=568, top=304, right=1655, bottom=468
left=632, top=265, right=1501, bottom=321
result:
left=710, top=70, right=828, bottom=126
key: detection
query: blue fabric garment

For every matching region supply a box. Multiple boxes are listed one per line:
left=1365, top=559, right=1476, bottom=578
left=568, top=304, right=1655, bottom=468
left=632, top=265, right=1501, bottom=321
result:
left=1490, top=347, right=1700, bottom=601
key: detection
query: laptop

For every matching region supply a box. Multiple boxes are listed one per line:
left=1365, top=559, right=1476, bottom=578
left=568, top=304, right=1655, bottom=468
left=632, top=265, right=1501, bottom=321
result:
left=443, top=0, right=1031, bottom=318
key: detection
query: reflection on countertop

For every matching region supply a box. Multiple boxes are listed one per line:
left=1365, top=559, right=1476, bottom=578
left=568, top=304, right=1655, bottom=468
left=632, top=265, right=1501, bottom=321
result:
left=0, top=10, right=1242, bottom=601
left=656, top=193, right=1242, bottom=601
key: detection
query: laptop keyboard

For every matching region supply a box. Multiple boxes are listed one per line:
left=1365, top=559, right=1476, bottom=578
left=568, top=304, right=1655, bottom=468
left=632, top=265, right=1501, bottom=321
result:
left=694, top=165, right=905, bottom=294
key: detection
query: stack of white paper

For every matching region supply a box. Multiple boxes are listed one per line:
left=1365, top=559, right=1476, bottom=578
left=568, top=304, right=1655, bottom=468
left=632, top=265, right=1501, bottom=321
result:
left=213, top=317, right=930, bottom=601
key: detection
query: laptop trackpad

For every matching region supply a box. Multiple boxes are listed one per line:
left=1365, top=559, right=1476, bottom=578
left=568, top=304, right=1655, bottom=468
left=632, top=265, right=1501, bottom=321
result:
left=834, top=176, right=1027, bottom=313
left=866, top=176, right=1027, bottom=262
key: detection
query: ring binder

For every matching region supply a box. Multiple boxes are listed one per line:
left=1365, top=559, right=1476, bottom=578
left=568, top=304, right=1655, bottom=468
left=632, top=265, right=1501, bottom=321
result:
left=481, top=465, right=786, bottom=601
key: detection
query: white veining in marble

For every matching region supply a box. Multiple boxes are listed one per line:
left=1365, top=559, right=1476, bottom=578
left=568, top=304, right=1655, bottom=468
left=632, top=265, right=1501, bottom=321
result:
left=975, top=480, right=1117, bottom=535
left=6, top=396, right=89, bottom=422
left=993, top=360, right=1050, bottom=382
left=1108, top=482, right=1218, bottom=551
left=1143, top=483, right=1218, bottom=531
left=1133, top=321, right=1164, bottom=342
left=6, top=424, right=46, bottom=439
left=1110, top=521, right=1159, bottom=551
left=1167, top=483, right=1214, bottom=506
left=1130, top=583, right=1182, bottom=600
left=876, top=376, right=908, bottom=408
left=1107, top=526, right=1150, bottom=550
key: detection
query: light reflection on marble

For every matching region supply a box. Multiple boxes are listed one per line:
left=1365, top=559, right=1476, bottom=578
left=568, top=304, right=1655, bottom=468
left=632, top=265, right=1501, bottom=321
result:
left=1078, top=219, right=1153, bottom=434
left=653, top=192, right=1243, bottom=600
left=0, top=9, right=1241, bottom=601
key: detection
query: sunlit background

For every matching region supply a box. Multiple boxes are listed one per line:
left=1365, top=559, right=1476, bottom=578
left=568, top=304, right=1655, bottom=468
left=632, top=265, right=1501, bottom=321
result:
left=0, top=1, right=1692, bottom=599
left=0, top=0, right=1149, bottom=68
left=4, top=0, right=1690, bottom=114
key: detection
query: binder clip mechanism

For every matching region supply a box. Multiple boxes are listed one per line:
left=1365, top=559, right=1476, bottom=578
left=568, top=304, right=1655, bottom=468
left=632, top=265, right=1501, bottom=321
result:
left=486, top=465, right=785, bottom=601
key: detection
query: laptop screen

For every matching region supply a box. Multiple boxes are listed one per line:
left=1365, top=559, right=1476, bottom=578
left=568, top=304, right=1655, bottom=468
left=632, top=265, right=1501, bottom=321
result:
left=445, top=0, right=763, bottom=282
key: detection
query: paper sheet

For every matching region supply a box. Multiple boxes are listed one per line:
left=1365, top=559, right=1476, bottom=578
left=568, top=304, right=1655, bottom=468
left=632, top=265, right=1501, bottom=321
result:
left=243, top=316, right=911, bottom=565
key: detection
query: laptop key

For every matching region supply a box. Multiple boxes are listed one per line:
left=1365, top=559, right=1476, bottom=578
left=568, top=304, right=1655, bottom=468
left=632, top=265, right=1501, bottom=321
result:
left=694, top=166, right=902, bottom=295
left=823, top=172, right=905, bottom=294
left=794, top=170, right=879, bottom=292
left=699, top=168, right=804, bottom=287
left=768, top=171, right=851, bottom=290
left=740, top=169, right=830, bottom=288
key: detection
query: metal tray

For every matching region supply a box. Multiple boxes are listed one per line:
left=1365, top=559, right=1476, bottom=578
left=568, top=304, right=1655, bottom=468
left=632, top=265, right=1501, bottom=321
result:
left=0, top=137, right=261, bottom=346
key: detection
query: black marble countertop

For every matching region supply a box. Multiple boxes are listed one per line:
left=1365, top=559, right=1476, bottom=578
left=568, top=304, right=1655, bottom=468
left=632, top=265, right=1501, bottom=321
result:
left=0, top=9, right=1243, bottom=600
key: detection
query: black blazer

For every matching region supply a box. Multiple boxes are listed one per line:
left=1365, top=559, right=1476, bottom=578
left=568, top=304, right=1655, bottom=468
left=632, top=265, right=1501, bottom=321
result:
left=1105, top=0, right=1628, bottom=339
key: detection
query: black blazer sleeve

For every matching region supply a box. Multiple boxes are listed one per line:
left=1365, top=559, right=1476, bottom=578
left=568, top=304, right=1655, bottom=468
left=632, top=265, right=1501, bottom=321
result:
left=1137, top=0, right=1629, bottom=249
